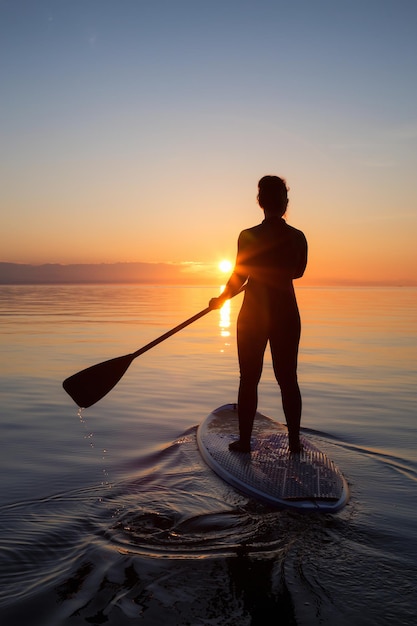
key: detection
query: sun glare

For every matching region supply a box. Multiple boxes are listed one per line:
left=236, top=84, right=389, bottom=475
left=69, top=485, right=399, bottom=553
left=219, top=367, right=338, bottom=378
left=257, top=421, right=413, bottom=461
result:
left=219, top=259, right=232, bottom=273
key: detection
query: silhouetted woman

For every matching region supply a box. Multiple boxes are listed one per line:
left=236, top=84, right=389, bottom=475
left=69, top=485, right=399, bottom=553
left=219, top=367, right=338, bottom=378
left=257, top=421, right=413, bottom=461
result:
left=210, top=176, right=307, bottom=453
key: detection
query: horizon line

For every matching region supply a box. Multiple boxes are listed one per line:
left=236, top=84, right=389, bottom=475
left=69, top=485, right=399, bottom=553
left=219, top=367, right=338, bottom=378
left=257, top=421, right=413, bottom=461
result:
left=0, top=261, right=415, bottom=288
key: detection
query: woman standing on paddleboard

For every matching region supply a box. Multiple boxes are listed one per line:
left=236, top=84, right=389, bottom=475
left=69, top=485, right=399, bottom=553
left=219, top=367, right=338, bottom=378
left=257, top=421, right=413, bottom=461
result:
left=209, top=176, right=307, bottom=453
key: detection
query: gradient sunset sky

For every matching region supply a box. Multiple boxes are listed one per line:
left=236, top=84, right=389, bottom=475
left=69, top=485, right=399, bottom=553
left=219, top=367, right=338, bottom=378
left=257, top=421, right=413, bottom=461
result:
left=1, top=0, right=417, bottom=285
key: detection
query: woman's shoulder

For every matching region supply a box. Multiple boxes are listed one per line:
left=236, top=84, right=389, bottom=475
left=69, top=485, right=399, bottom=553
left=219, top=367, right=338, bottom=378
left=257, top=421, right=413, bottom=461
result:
left=284, top=222, right=307, bottom=242
left=238, top=224, right=262, bottom=241
left=238, top=220, right=306, bottom=245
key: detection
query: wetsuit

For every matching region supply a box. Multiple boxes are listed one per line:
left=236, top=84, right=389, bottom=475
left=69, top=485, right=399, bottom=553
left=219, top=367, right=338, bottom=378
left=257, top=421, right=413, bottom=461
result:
left=225, top=215, right=308, bottom=450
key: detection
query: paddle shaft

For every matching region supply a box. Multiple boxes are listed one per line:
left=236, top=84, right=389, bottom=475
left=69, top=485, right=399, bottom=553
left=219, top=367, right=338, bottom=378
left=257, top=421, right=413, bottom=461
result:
left=130, top=306, right=211, bottom=360
left=131, top=281, right=246, bottom=360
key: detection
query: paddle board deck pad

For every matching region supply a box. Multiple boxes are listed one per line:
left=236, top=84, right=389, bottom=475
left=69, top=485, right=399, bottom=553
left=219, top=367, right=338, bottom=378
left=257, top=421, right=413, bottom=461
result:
left=197, top=404, right=349, bottom=513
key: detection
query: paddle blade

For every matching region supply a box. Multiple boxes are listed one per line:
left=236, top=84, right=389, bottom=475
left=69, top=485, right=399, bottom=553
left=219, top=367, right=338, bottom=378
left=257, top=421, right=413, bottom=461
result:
left=63, top=354, right=135, bottom=408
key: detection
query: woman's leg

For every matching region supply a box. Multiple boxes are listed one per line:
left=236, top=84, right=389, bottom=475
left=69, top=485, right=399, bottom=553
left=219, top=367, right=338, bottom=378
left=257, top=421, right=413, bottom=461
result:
left=270, top=311, right=302, bottom=452
left=232, top=311, right=268, bottom=451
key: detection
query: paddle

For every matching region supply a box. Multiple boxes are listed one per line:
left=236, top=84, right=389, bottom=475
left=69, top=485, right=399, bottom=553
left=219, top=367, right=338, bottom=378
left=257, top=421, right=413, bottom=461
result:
left=63, top=289, right=243, bottom=408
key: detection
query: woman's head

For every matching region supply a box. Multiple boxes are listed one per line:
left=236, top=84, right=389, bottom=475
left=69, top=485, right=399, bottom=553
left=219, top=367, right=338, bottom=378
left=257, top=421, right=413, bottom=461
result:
left=257, top=175, right=288, bottom=216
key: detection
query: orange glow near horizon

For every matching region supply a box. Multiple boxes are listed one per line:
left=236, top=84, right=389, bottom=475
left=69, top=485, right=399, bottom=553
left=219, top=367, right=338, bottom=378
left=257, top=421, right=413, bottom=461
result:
left=2, top=199, right=416, bottom=286
left=2, top=183, right=416, bottom=286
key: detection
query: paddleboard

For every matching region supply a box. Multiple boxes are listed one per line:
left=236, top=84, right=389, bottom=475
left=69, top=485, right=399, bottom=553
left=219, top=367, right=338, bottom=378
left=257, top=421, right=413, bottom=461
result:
left=197, top=404, right=349, bottom=513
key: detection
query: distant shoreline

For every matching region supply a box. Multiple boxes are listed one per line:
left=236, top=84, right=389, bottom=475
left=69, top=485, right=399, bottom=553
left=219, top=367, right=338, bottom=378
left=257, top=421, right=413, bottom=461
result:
left=0, top=262, right=414, bottom=288
left=0, top=261, right=218, bottom=286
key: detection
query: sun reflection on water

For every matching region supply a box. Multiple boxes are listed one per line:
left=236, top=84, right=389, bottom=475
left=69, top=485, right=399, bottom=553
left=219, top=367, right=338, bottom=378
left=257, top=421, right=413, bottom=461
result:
left=218, top=285, right=231, bottom=352
left=220, top=300, right=231, bottom=337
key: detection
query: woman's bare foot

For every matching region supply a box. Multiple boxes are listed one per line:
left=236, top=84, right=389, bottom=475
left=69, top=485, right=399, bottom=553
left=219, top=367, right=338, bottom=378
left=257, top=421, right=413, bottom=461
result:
left=288, top=433, right=303, bottom=454
left=229, top=439, right=251, bottom=453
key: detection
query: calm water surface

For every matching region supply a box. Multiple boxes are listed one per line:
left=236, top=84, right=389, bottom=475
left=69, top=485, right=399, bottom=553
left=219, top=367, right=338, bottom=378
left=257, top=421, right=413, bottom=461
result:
left=0, top=284, right=416, bottom=625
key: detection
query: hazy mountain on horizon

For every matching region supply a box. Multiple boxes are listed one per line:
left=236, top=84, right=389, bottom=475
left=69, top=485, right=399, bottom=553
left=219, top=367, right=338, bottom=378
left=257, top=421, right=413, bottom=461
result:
left=0, top=262, right=216, bottom=285
left=0, top=262, right=412, bottom=287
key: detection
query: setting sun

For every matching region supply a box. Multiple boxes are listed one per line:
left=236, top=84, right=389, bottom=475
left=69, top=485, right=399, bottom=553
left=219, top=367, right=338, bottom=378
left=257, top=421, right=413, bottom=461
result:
left=219, top=259, right=232, bottom=273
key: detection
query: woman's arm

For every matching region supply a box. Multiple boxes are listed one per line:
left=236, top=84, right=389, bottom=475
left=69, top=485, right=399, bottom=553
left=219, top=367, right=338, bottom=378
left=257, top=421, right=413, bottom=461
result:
left=209, top=232, right=249, bottom=308
left=293, top=231, right=308, bottom=279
